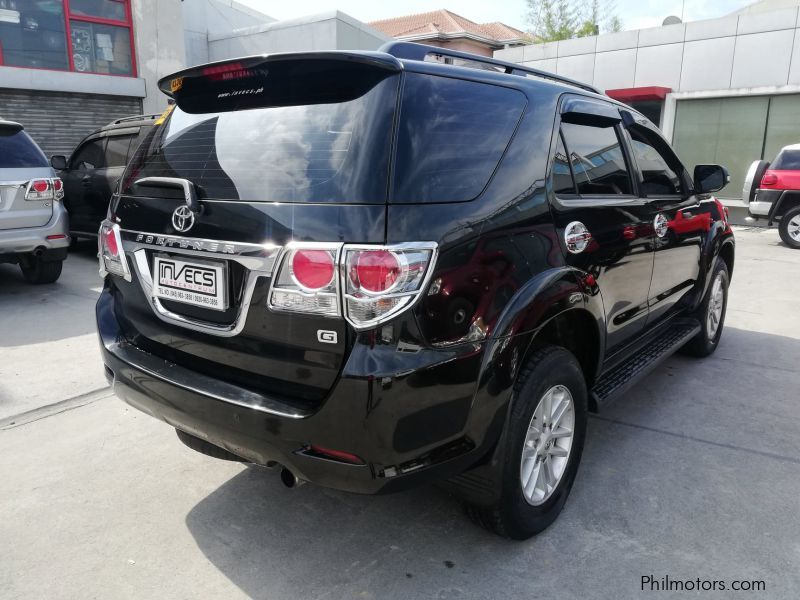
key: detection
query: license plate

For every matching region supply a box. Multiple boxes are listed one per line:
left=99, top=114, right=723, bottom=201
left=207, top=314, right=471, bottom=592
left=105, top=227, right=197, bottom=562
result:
left=153, top=256, right=227, bottom=311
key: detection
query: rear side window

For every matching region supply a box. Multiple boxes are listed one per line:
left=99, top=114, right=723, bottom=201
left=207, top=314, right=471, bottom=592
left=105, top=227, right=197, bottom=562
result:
left=772, top=150, right=800, bottom=170
left=105, top=134, right=137, bottom=168
left=392, top=74, right=526, bottom=203
left=560, top=122, right=632, bottom=196
left=71, top=138, right=106, bottom=170
left=0, top=130, right=48, bottom=168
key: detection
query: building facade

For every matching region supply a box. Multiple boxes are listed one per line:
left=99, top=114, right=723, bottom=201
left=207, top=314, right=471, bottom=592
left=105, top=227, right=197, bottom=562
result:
left=0, top=0, right=387, bottom=159
left=495, top=4, right=800, bottom=199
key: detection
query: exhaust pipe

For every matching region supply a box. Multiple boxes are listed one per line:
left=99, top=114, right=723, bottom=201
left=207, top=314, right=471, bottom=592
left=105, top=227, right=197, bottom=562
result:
left=280, top=467, right=305, bottom=488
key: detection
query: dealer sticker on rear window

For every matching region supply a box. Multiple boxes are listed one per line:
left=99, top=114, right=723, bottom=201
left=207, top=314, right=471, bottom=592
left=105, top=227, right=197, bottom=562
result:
left=152, top=256, right=227, bottom=311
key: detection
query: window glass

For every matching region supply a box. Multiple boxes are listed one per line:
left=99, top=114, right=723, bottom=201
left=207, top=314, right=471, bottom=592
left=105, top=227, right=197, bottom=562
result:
left=552, top=132, right=576, bottom=195
left=0, top=0, right=68, bottom=70
left=123, top=75, right=398, bottom=203
left=70, top=20, right=132, bottom=75
left=105, top=134, right=135, bottom=167
left=71, top=138, right=106, bottom=170
left=629, top=128, right=682, bottom=195
left=771, top=149, right=800, bottom=170
left=69, top=0, right=126, bottom=20
left=0, top=130, right=49, bottom=168
left=392, top=74, right=526, bottom=203
left=561, top=122, right=632, bottom=195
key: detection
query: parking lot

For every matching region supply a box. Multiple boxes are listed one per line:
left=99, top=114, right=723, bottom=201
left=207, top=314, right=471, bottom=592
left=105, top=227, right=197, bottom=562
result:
left=1, top=227, right=799, bottom=599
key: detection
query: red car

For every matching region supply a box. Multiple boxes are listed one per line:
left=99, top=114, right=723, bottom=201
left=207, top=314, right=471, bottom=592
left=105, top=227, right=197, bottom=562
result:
left=745, top=144, right=800, bottom=248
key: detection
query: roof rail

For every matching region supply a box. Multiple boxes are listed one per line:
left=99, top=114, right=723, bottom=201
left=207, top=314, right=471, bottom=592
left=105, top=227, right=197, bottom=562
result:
left=107, top=113, right=162, bottom=127
left=380, top=41, right=601, bottom=95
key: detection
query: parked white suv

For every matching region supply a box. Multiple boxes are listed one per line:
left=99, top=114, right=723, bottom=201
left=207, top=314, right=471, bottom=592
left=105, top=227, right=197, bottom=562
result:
left=0, top=120, right=69, bottom=283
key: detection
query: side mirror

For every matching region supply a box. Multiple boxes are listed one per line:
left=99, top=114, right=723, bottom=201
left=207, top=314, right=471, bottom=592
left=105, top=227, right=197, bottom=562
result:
left=694, top=164, right=729, bottom=194
left=50, top=155, right=68, bottom=170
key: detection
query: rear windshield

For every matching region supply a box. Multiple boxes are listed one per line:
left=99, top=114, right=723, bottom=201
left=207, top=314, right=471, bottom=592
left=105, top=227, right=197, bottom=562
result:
left=123, top=69, right=526, bottom=204
left=772, top=150, right=800, bottom=170
left=124, top=74, right=398, bottom=203
left=0, top=130, right=48, bottom=169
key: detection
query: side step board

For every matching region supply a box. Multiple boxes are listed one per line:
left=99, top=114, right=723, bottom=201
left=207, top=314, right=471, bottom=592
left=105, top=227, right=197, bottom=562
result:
left=591, top=318, right=701, bottom=408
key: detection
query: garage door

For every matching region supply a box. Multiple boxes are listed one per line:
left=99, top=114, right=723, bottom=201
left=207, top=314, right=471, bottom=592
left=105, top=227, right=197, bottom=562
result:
left=673, top=94, right=800, bottom=199
left=0, top=89, right=142, bottom=159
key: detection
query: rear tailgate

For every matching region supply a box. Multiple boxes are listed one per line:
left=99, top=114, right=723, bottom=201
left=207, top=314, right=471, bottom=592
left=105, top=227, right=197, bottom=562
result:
left=107, top=54, right=400, bottom=408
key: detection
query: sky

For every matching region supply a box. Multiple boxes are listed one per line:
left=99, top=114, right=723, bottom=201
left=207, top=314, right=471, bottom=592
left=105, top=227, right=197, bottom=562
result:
left=235, top=0, right=757, bottom=32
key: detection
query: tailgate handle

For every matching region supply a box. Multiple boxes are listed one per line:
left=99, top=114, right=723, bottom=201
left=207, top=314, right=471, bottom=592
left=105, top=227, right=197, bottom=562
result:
left=135, top=177, right=201, bottom=214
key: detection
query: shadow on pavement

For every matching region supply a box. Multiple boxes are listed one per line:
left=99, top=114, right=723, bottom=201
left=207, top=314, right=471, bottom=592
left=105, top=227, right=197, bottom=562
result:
left=184, top=326, right=800, bottom=599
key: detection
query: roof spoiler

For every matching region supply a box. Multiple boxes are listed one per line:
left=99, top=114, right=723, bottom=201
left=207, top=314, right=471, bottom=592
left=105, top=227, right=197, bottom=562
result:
left=157, top=52, right=403, bottom=113
left=0, top=120, right=24, bottom=132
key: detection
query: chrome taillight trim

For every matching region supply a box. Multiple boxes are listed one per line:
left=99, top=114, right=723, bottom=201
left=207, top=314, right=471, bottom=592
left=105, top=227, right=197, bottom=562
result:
left=340, top=242, right=439, bottom=330
left=98, top=221, right=132, bottom=282
left=267, top=241, right=344, bottom=319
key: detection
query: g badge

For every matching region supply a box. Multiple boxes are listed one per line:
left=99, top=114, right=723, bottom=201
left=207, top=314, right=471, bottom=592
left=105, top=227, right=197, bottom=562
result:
left=317, top=330, right=338, bottom=344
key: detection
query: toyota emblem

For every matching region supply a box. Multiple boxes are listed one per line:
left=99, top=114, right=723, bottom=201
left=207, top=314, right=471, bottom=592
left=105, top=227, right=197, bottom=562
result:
left=172, top=205, right=195, bottom=233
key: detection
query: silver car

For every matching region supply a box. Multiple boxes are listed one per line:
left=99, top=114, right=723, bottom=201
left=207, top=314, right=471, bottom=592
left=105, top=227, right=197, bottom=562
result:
left=0, top=119, right=69, bottom=283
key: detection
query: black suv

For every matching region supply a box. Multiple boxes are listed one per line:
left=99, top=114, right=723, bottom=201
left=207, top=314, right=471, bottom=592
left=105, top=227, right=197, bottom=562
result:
left=51, top=114, right=158, bottom=240
left=96, top=43, right=734, bottom=539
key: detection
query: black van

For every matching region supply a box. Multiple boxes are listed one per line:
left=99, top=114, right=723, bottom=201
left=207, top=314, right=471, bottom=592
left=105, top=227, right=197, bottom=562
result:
left=97, top=43, right=734, bottom=539
left=51, top=114, right=157, bottom=240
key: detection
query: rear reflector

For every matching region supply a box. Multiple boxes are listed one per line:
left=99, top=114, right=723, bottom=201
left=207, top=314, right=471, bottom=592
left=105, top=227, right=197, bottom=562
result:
left=308, top=445, right=365, bottom=465
left=46, top=234, right=67, bottom=240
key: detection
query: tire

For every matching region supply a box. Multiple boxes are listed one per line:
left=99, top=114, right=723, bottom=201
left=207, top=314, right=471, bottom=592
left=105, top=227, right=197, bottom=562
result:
left=681, top=259, right=729, bottom=357
left=465, top=346, right=588, bottom=540
left=175, top=429, right=249, bottom=462
left=19, top=256, right=63, bottom=284
left=778, top=206, right=800, bottom=250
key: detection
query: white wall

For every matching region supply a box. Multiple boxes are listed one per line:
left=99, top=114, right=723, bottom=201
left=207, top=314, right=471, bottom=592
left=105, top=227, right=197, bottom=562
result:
left=132, top=0, right=186, bottom=114
left=495, top=6, right=800, bottom=94
left=207, top=10, right=389, bottom=61
left=182, top=0, right=276, bottom=66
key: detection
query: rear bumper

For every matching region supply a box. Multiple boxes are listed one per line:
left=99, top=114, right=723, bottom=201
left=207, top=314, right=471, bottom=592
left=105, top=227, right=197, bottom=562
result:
left=97, top=287, right=487, bottom=494
left=0, top=203, right=70, bottom=255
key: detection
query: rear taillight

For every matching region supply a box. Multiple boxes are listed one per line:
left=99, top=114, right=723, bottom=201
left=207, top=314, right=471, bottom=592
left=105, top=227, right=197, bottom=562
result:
left=24, top=178, right=64, bottom=201
left=270, top=244, right=340, bottom=317
left=343, top=245, right=434, bottom=328
left=52, top=178, right=64, bottom=200
left=268, top=242, right=437, bottom=329
left=98, top=220, right=131, bottom=281
left=760, top=171, right=779, bottom=188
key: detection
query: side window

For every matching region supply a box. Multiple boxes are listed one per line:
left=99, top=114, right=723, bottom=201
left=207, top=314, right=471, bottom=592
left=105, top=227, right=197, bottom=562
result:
left=552, top=132, right=576, bottom=195
left=560, top=122, right=632, bottom=196
left=105, top=134, right=136, bottom=168
left=628, top=126, right=683, bottom=196
left=392, top=74, right=526, bottom=203
left=71, top=138, right=106, bottom=170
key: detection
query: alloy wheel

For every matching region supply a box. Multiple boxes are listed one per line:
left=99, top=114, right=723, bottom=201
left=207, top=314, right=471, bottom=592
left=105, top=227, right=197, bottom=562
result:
left=707, top=272, right=725, bottom=340
left=520, top=384, right=575, bottom=506
left=788, top=215, right=800, bottom=242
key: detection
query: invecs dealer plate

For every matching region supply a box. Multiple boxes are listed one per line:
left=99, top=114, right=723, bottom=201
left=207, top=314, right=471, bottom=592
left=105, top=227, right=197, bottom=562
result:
left=153, top=256, right=228, bottom=311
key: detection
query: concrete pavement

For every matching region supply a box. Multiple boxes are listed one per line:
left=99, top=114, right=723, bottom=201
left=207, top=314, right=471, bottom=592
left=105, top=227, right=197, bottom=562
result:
left=1, top=228, right=799, bottom=599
